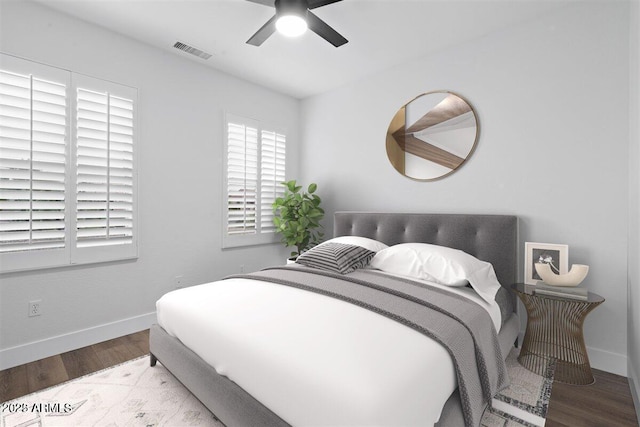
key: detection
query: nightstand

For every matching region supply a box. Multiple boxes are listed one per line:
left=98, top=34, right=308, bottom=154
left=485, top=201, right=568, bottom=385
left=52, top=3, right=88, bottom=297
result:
left=511, top=283, right=604, bottom=385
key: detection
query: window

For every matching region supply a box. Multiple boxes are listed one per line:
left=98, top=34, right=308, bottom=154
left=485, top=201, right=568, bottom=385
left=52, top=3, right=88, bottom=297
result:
left=0, top=54, right=137, bottom=272
left=223, top=114, right=286, bottom=248
left=73, top=75, right=136, bottom=262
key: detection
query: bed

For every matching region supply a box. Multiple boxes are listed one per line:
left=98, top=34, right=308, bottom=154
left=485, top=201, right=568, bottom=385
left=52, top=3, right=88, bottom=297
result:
left=150, top=212, right=519, bottom=426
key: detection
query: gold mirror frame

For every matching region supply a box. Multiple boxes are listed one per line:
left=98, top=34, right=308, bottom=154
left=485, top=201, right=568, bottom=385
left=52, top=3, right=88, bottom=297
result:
left=386, top=91, right=479, bottom=181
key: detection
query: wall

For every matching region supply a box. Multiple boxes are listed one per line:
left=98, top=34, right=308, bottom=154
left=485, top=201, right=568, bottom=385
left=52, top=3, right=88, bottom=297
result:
left=301, top=1, right=630, bottom=375
left=0, top=1, right=297, bottom=369
left=628, top=0, right=640, bottom=417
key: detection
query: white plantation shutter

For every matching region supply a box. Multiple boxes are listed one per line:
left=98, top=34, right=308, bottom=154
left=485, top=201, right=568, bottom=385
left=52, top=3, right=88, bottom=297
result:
left=72, top=74, right=136, bottom=264
left=0, top=54, right=137, bottom=272
left=223, top=114, right=286, bottom=248
left=260, top=130, right=286, bottom=233
left=0, top=56, right=70, bottom=271
left=226, top=121, right=258, bottom=235
left=76, top=88, right=134, bottom=248
left=108, top=96, right=134, bottom=242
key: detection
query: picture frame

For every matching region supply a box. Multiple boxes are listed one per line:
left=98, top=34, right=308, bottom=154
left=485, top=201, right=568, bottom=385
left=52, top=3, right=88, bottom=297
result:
left=524, top=242, right=569, bottom=285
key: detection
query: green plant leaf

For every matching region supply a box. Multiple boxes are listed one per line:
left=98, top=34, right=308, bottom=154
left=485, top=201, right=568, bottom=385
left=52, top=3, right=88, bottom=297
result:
left=271, top=180, right=324, bottom=256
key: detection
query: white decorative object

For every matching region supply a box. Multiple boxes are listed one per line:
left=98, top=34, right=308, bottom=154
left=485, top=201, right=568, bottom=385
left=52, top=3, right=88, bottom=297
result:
left=534, top=263, right=589, bottom=287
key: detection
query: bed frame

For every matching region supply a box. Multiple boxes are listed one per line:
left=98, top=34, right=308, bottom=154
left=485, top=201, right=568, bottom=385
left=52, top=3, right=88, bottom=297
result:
left=150, top=212, right=519, bottom=426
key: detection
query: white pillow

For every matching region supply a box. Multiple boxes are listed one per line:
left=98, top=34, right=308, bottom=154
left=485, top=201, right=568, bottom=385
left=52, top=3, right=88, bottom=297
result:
left=319, top=236, right=389, bottom=253
left=370, top=243, right=502, bottom=304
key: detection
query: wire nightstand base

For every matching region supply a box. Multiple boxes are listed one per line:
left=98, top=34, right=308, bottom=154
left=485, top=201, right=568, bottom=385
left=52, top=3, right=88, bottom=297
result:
left=512, top=283, right=604, bottom=386
left=518, top=352, right=594, bottom=385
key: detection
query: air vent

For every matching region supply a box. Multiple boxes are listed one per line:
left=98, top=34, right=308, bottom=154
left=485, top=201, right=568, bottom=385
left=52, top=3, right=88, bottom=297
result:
left=173, top=41, right=212, bottom=60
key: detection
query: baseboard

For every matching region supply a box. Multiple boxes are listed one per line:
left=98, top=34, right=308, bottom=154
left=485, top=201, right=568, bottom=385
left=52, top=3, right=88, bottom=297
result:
left=587, top=346, right=627, bottom=376
left=629, top=361, right=640, bottom=423
left=0, top=312, right=156, bottom=370
left=516, top=332, right=627, bottom=376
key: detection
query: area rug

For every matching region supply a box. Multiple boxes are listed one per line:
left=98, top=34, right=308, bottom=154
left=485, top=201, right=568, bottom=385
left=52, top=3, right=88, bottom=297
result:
left=482, top=348, right=555, bottom=427
left=1, top=356, right=223, bottom=427
left=2, top=348, right=553, bottom=427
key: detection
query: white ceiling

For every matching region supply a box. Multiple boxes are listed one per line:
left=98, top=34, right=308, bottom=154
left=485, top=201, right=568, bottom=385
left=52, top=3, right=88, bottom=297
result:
left=36, top=0, right=571, bottom=99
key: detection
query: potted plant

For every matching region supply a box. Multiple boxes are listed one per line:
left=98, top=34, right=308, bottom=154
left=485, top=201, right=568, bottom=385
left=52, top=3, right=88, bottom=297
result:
left=272, top=180, right=324, bottom=259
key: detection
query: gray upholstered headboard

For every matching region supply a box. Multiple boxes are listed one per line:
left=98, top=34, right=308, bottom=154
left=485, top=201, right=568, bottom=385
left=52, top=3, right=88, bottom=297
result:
left=334, top=212, right=518, bottom=307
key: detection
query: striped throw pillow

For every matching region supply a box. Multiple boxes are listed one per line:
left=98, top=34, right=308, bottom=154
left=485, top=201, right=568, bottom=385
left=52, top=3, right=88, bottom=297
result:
left=296, top=242, right=376, bottom=274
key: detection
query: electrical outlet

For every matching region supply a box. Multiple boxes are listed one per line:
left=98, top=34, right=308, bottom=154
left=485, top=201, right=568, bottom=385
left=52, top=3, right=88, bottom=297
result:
left=28, top=300, right=42, bottom=317
left=174, top=275, right=184, bottom=289
left=240, top=264, right=245, bottom=273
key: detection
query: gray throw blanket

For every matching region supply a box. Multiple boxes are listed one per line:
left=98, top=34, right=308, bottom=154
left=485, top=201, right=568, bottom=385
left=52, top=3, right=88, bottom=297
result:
left=228, top=265, right=509, bottom=427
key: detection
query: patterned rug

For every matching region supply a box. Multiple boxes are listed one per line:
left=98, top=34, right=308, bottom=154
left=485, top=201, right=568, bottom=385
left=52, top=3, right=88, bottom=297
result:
left=2, top=348, right=553, bottom=427
left=1, top=357, right=224, bottom=427
left=482, top=348, right=555, bottom=427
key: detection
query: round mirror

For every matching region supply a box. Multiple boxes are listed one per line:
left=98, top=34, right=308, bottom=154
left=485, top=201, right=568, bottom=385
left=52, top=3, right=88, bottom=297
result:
left=386, top=91, right=479, bottom=181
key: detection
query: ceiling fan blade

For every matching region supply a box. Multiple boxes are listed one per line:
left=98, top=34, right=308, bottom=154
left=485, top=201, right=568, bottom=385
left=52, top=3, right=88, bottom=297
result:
left=246, top=0, right=275, bottom=7
left=308, top=0, right=343, bottom=10
left=307, top=10, right=348, bottom=47
left=247, top=15, right=277, bottom=46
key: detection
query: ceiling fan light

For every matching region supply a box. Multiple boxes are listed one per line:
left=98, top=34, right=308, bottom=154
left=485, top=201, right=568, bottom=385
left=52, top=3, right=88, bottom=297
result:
left=276, top=15, right=308, bottom=37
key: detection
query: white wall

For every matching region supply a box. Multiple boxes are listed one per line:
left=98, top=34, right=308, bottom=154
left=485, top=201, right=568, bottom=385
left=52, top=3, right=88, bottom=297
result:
left=301, top=1, right=630, bottom=375
left=0, top=1, right=297, bottom=368
left=628, top=0, right=640, bottom=417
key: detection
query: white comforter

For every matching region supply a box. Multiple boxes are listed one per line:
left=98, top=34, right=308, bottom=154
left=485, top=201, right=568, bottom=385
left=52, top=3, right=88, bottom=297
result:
left=156, top=272, right=501, bottom=426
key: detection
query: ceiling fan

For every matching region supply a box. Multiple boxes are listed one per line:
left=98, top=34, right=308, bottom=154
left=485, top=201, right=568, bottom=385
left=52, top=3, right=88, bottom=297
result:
left=246, top=0, right=348, bottom=48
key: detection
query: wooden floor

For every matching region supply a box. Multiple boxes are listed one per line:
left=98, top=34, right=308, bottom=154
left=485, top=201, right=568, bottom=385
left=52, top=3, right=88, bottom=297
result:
left=547, top=370, right=639, bottom=427
left=0, top=329, right=149, bottom=403
left=1, top=330, right=638, bottom=426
